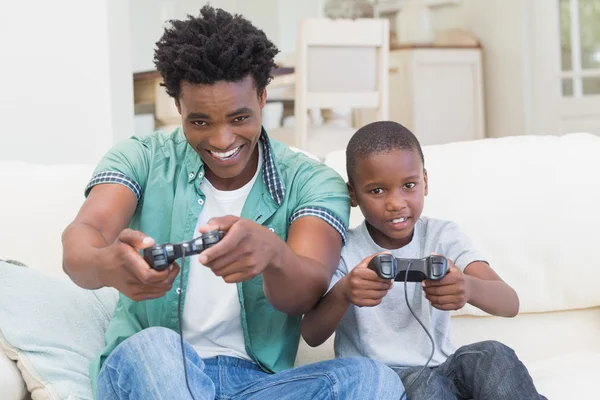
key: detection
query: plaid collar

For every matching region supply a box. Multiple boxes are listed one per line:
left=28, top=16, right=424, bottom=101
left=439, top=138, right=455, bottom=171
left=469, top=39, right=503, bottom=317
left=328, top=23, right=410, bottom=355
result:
left=258, top=128, right=285, bottom=205
left=185, top=127, right=285, bottom=206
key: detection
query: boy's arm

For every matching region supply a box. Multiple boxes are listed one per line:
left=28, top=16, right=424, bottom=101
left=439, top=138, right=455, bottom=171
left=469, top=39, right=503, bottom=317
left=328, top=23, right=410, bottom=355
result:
left=423, top=260, right=519, bottom=318
left=301, top=277, right=352, bottom=347
left=301, top=254, right=392, bottom=347
left=464, top=262, right=519, bottom=317
left=423, top=221, right=519, bottom=317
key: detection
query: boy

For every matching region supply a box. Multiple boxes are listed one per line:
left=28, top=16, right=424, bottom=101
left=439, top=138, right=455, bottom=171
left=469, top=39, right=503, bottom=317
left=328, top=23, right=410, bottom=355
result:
left=301, top=121, right=546, bottom=399
left=62, top=7, right=401, bottom=400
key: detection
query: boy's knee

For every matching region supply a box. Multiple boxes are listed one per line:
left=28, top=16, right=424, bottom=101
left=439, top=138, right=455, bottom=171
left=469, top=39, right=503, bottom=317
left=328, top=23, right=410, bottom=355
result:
left=479, top=340, right=516, bottom=357
left=465, top=340, right=522, bottom=367
left=455, top=340, right=519, bottom=364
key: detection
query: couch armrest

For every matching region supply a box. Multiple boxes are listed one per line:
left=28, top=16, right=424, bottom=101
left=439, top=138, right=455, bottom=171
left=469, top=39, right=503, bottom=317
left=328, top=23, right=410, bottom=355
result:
left=0, top=349, right=27, bottom=400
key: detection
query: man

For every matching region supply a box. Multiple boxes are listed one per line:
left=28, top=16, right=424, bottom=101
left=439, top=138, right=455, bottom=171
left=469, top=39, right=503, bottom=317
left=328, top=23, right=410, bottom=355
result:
left=62, top=5, right=402, bottom=400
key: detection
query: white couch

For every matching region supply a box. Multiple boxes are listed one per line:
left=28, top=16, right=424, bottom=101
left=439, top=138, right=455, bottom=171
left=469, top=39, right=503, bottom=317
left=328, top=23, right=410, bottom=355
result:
left=1, top=133, right=599, bottom=399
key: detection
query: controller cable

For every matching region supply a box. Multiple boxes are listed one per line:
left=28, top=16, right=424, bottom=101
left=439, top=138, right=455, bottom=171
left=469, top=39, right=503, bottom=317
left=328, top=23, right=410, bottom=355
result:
left=175, top=246, right=433, bottom=400
left=399, top=261, right=436, bottom=400
left=177, top=247, right=197, bottom=400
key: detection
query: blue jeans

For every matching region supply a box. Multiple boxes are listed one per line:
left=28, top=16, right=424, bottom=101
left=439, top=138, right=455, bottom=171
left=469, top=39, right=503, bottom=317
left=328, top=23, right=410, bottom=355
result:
left=392, top=341, right=547, bottom=400
left=97, top=327, right=403, bottom=400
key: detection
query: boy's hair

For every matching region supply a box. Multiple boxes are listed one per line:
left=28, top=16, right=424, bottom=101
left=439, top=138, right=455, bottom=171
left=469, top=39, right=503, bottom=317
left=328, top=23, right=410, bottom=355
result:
left=346, top=121, right=425, bottom=183
left=153, top=5, right=279, bottom=99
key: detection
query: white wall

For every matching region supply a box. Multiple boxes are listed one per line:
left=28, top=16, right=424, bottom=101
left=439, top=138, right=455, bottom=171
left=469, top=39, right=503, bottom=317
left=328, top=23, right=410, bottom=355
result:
left=108, top=0, right=136, bottom=146
left=433, top=0, right=530, bottom=138
left=129, top=0, right=323, bottom=73
left=414, top=0, right=600, bottom=138
left=0, top=0, right=134, bottom=165
left=130, top=0, right=165, bottom=73
left=276, top=0, right=324, bottom=61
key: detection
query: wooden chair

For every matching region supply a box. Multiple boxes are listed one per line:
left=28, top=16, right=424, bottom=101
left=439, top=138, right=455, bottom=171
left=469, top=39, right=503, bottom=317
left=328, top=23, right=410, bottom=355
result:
left=293, top=17, right=389, bottom=149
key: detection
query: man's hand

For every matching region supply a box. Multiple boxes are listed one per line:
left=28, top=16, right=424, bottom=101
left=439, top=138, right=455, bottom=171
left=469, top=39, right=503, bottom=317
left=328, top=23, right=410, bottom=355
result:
left=339, top=254, right=393, bottom=307
left=99, top=229, right=180, bottom=301
left=198, top=216, right=283, bottom=283
left=423, top=255, right=471, bottom=311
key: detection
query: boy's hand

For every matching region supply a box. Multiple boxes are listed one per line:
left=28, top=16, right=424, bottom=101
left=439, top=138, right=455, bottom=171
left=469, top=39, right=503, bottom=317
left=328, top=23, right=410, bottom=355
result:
left=340, top=254, right=393, bottom=307
left=422, top=255, right=471, bottom=311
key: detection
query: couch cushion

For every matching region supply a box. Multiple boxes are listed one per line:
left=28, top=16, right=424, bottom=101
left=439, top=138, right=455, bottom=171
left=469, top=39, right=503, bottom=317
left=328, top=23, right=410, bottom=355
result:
left=0, top=262, right=118, bottom=400
left=0, top=162, right=96, bottom=277
left=527, top=352, right=600, bottom=400
left=450, top=308, right=600, bottom=366
left=324, top=133, right=600, bottom=315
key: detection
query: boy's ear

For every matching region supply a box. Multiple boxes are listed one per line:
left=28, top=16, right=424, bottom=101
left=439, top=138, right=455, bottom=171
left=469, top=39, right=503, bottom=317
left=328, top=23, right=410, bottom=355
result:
left=423, top=169, right=429, bottom=196
left=347, top=182, right=358, bottom=207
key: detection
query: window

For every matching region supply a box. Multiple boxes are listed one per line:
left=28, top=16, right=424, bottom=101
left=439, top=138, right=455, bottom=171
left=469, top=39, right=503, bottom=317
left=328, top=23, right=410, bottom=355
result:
left=559, top=0, right=600, bottom=97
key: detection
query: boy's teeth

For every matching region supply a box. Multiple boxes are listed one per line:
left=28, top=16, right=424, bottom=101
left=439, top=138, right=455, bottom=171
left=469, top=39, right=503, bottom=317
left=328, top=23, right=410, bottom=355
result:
left=392, top=217, right=407, bottom=223
left=210, top=146, right=240, bottom=159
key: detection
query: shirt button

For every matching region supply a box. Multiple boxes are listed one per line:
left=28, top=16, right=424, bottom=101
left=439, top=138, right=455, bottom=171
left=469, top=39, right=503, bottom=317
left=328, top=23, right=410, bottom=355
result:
left=198, top=198, right=204, bottom=205
left=198, top=171, right=204, bottom=178
left=268, top=227, right=275, bottom=232
left=189, top=172, right=195, bottom=179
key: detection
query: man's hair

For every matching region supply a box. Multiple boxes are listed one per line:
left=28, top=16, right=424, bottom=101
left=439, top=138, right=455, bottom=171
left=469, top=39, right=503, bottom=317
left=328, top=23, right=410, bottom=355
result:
left=153, top=5, right=279, bottom=99
left=346, top=121, right=425, bottom=183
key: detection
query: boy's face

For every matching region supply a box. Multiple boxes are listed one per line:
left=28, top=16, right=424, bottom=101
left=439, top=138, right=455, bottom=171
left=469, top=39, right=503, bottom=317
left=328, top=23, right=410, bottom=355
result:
left=176, top=75, right=266, bottom=190
left=348, top=148, right=428, bottom=249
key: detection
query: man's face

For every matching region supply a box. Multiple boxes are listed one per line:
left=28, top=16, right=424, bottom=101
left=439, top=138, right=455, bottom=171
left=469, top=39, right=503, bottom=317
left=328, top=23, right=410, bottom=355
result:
left=176, top=75, right=266, bottom=190
left=349, top=148, right=428, bottom=249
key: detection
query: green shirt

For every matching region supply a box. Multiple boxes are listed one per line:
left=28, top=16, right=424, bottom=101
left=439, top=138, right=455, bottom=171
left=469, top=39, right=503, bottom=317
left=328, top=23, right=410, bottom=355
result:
left=85, top=128, right=350, bottom=396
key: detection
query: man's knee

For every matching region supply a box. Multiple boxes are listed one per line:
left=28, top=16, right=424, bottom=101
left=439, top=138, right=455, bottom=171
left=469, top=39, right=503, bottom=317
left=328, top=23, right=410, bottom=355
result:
left=107, top=327, right=182, bottom=367
left=99, top=328, right=215, bottom=399
left=366, top=359, right=404, bottom=396
left=130, top=326, right=180, bottom=346
left=337, top=357, right=403, bottom=396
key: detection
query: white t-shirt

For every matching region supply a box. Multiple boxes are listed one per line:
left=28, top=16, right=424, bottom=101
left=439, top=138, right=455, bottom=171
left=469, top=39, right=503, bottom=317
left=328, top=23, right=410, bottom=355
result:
left=182, top=147, right=263, bottom=361
left=331, top=217, right=486, bottom=368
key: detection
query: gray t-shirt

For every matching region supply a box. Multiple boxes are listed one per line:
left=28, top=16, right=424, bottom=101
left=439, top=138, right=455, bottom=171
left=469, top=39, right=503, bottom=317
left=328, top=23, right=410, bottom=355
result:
left=331, top=217, right=486, bottom=368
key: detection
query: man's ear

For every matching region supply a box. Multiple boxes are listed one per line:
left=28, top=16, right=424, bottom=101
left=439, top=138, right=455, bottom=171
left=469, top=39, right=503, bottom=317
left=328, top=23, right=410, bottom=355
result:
left=347, top=182, right=358, bottom=207
left=175, top=99, right=182, bottom=115
left=423, top=169, right=429, bottom=196
left=258, top=88, right=267, bottom=109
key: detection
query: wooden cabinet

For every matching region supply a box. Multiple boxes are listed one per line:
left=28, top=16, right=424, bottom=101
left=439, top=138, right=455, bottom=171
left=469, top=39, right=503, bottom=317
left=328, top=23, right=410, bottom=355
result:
left=387, top=47, right=485, bottom=145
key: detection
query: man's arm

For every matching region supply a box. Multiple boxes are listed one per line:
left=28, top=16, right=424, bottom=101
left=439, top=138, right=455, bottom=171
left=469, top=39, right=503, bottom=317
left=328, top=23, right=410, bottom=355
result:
left=198, top=157, right=350, bottom=315
left=62, top=184, right=135, bottom=288
left=199, top=216, right=343, bottom=315
left=62, top=184, right=179, bottom=300
left=262, top=216, right=342, bottom=315
left=464, top=262, right=520, bottom=317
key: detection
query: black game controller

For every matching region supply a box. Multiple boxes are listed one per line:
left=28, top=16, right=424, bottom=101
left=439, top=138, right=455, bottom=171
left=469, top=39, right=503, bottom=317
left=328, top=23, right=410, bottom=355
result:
left=368, top=254, right=448, bottom=282
left=143, top=230, right=225, bottom=271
